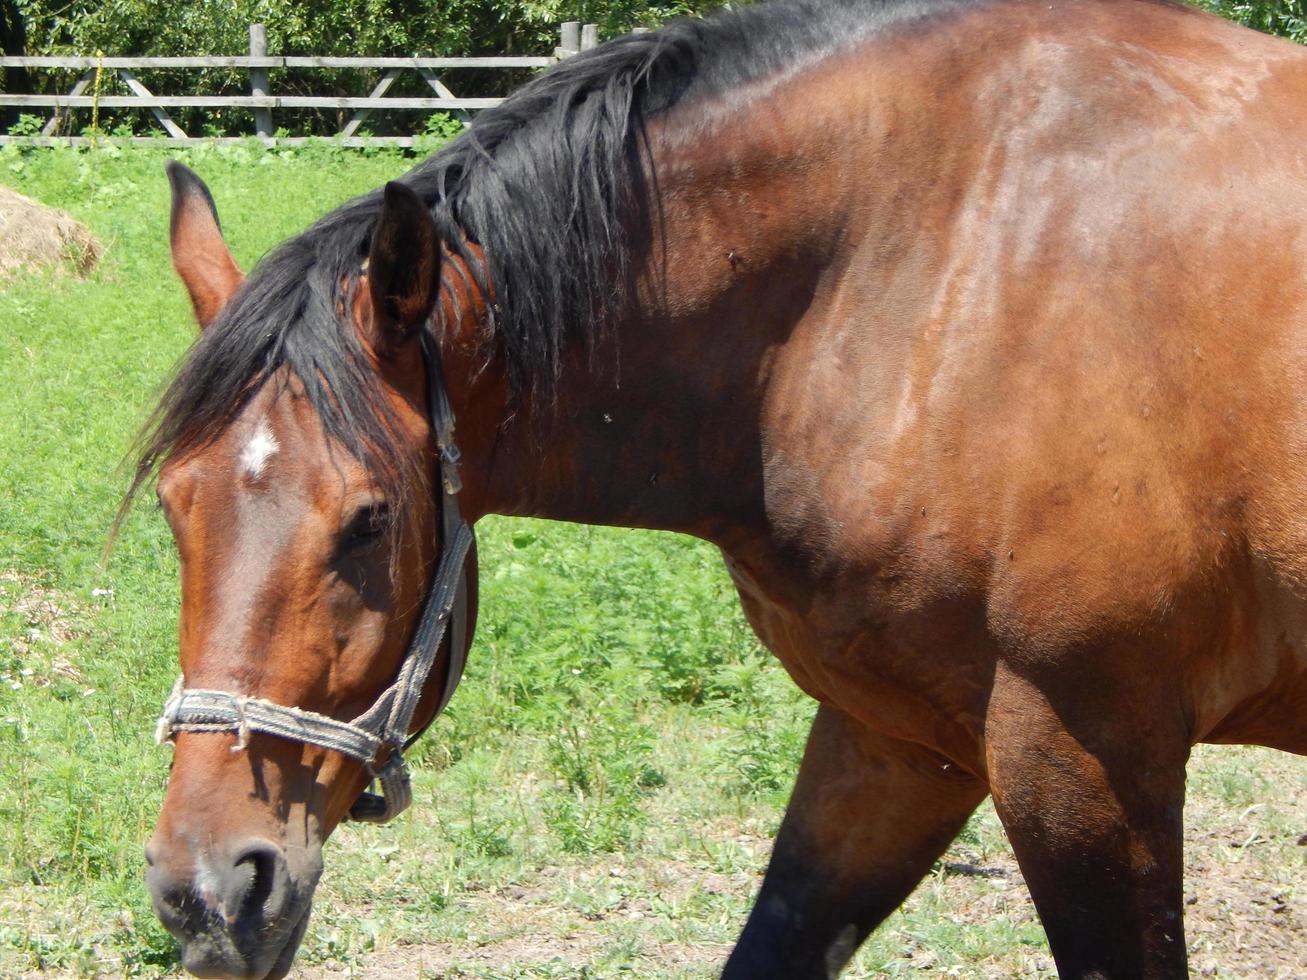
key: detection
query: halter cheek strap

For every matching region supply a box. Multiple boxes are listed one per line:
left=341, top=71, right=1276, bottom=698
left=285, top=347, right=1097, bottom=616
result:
left=155, top=326, right=474, bottom=824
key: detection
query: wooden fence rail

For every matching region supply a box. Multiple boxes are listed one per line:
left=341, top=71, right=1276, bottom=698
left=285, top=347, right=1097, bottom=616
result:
left=0, top=21, right=635, bottom=147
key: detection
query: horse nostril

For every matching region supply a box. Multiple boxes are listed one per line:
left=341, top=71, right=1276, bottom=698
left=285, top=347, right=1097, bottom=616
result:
left=224, top=840, right=289, bottom=926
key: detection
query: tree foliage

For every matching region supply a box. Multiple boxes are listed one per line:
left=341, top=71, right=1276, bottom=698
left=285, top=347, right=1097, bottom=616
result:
left=1197, top=0, right=1307, bottom=43
left=15, top=0, right=725, bottom=58
left=10, top=1, right=1307, bottom=59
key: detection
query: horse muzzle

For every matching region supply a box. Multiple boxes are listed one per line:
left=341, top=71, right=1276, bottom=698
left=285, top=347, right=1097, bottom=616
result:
left=145, top=835, right=323, bottom=979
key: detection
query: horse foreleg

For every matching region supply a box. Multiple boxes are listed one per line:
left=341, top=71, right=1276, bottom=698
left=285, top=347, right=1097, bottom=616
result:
left=986, top=662, right=1190, bottom=979
left=722, top=703, right=987, bottom=979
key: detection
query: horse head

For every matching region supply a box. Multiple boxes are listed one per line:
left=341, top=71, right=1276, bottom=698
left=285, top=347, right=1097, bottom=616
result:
left=141, top=163, right=476, bottom=979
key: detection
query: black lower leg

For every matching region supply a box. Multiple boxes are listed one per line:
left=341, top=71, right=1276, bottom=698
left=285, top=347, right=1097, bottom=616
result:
left=724, top=706, right=986, bottom=979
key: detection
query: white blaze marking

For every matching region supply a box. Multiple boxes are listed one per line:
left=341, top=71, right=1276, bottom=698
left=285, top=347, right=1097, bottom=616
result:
left=239, top=417, right=279, bottom=479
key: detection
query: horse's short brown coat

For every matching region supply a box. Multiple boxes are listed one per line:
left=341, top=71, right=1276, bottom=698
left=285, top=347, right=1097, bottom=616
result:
left=146, top=1, right=1307, bottom=977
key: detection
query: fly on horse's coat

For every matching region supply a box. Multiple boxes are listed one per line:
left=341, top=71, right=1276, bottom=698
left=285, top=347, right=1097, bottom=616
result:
left=131, top=0, right=1307, bottom=975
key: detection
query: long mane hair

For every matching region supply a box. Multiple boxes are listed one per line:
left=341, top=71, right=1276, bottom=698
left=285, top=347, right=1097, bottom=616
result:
left=119, top=0, right=971, bottom=528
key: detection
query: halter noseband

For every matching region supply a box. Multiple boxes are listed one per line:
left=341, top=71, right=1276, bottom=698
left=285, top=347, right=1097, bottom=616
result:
left=155, top=327, right=475, bottom=824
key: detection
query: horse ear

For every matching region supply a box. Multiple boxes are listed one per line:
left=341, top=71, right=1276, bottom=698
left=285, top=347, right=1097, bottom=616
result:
left=166, top=161, right=244, bottom=329
left=367, top=181, right=441, bottom=355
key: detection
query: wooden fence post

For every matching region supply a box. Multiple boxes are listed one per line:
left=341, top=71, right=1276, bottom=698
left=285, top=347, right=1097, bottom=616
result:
left=558, top=22, right=580, bottom=59
left=581, top=24, right=599, bottom=51
left=249, top=23, right=272, bottom=138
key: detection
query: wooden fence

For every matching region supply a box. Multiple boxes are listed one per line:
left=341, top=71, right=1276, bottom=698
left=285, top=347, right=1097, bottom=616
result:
left=0, top=22, right=637, bottom=147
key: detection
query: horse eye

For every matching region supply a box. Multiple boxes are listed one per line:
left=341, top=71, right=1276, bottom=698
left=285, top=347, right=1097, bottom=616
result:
left=340, top=503, right=390, bottom=552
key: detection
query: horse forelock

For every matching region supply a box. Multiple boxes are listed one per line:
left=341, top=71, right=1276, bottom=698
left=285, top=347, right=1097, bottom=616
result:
left=117, top=218, right=423, bottom=549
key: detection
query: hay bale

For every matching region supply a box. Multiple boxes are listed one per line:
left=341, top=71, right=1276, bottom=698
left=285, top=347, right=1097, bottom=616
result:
left=0, top=185, right=102, bottom=278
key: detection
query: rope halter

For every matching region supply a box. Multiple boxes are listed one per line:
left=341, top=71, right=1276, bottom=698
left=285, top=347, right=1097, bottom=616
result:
left=155, top=328, right=474, bottom=824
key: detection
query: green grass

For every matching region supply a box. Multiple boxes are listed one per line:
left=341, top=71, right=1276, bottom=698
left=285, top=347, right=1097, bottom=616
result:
left=0, top=140, right=455, bottom=971
left=0, top=140, right=812, bottom=975
left=1, top=143, right=1303, bottom=978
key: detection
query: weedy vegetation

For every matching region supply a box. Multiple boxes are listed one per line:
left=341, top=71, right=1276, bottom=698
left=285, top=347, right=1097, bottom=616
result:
left=0, top=142, right=1303, bottom=978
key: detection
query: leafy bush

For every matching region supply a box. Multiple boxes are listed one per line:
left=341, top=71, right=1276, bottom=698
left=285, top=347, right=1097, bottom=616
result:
left=16, top=0, right=718, bottom=59
left=1198, top=0, right=1307, bottom=43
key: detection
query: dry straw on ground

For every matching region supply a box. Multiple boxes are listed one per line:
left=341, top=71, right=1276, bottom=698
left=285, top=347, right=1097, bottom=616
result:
left=0, top=185, right=101, bottom=278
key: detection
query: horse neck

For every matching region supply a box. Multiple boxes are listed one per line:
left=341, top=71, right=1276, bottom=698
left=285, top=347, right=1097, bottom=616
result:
left=448, top=75, right=856, bottom=543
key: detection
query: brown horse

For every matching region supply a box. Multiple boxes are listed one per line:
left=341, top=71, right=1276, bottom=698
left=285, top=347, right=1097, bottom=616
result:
left=134, top=0, right=1307, bottom=976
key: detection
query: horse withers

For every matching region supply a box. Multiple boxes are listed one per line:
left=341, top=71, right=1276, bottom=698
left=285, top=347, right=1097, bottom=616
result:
left=135, top=0, right=1307, bottom=976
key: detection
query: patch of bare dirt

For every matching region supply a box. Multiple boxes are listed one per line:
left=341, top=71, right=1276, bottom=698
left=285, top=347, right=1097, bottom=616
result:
left=0, top=569, right=94, bottom=690
left=305, top=774, right=1305, bottom=979
left=1184, top=835, right=1307, bottom=977
left=300, top=874, right=737, bottom=978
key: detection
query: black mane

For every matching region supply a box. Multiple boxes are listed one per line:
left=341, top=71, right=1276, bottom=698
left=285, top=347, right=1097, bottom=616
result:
left=123, top=0, right=972, bottom=519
